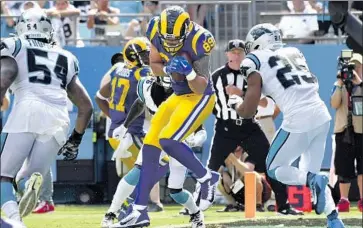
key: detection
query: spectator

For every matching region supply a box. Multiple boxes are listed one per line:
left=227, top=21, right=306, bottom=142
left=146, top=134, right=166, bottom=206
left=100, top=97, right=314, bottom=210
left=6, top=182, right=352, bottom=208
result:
left=47, top=0, right=83, bottom=46
left=308, top=0, right=339, bottom=36
left=278, top=0, right=319, bottom=44
left=188, top=4, right=209, bottom=29
left=331, top=53, right=363, bottom=213
left=124, top=1, right=159, bottom=39
left=73, top=1, right=91, bottom=23
left=87, top=0, right=120, bottom=38
left=1, top=1, right=16, bottom=38
left=217, top=146, right=272, bottom=212
left=110, top=1, right=143, bottom=23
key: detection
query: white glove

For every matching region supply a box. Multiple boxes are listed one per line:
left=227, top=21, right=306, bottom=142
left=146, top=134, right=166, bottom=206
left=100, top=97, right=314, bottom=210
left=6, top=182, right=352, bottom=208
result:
left=112, top=124, right=127, bottom=139
left=193, top=129, right=207, bottom=147
left=228, top=94, right=244, bottom=110
left=184, top=133, right=196, bottom=147
left=112, top=132, right=133, bottom=160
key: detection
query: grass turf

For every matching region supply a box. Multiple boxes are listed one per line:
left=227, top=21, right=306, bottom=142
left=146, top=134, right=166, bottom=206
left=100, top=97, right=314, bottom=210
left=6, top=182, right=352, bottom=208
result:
left=13, top=204, right=362, bottom=228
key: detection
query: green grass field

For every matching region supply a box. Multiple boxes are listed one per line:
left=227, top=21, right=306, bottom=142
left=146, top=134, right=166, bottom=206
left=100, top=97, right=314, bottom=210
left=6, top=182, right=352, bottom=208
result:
left=17, top=204, right=363, bottom=228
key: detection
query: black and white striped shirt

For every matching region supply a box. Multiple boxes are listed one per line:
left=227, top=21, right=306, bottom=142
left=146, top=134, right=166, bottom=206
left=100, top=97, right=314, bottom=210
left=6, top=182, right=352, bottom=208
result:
left=212, top=64, right=246, bottom=121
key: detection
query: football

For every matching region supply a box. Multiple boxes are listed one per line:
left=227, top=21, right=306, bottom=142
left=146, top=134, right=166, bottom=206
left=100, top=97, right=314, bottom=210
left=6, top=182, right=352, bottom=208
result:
left=170, top=52, right=192, bottom=82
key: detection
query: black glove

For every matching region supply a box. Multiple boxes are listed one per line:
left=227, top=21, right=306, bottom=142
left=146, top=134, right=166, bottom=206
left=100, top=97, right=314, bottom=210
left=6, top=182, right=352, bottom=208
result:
left=58, top=129, right=84, bottom=161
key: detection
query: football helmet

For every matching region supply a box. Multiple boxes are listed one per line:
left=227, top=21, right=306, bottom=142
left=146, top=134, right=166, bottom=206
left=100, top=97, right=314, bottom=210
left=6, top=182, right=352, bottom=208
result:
left=158, top=6, right=192, bottom=54
left=245, top=23, right=283, bottom=53
left=15, top=8, right=53, bottom=42
left=123, top=37, right=151, bottom=67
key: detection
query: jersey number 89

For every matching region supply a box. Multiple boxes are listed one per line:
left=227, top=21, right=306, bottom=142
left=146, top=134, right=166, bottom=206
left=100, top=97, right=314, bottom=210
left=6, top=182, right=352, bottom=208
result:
left=203, top=37, right=215, bottom=53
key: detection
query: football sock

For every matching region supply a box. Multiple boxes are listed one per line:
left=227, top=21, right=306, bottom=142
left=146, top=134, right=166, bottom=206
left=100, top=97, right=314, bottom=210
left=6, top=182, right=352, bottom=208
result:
left=108, top=167, right=141, bottom=213
left=159, top=139, right=207, bottom=178
left=135, top=145, right=161, bottom=206
left=1, top=182, right=20, bottom=221
left=170, top=189, right=199, bottom=214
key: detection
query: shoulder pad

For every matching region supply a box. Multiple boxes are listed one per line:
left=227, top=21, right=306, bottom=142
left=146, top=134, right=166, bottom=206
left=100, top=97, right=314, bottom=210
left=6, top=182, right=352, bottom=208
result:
left=0, top=37, right=22, bottom=58
left=146, top=16, right=159, bottom=41
left=241, top=53, right=262, bottom=79
left=134, top=66, right=154, bottom=81
left=137, top=76, right=156, bottom=103
left=192, top=28, right=215, bottom=57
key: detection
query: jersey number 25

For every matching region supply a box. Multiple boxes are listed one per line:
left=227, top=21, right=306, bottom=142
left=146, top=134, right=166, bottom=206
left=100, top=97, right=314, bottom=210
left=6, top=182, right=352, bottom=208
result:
left=268, top=56, right=316, bottom=89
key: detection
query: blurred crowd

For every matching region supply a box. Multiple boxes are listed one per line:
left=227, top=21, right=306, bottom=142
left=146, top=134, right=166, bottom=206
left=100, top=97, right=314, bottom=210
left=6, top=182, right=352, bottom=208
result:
left=1, top=1, right=362, bottom=47
left=0, top=0, right=209, bottom=47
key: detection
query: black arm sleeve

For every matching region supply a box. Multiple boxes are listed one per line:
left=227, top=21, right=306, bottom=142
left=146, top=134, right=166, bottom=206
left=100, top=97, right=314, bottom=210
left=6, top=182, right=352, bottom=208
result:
left=124, top=98, right=146, bottom=128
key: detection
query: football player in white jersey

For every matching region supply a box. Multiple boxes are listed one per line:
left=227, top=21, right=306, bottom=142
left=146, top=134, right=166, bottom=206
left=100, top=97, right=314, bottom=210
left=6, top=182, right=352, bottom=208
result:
left=0, top=9, right=92, bottom=223
left=229, top=23, right=344, bottom=228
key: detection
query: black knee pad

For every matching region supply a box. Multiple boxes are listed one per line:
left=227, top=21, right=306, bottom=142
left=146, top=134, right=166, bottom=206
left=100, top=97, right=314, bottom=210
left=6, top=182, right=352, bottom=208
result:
left=169, top=188, right=182, bottom=195
left=338, top=176, right=353, bottom=183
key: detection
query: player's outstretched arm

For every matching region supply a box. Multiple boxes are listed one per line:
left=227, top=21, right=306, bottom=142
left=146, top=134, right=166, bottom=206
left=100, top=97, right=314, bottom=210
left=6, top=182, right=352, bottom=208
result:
left=123, top=98, right=146, bottom=128
left=235, top=72, right=262, bottom=119
left=0, top=57, right=18, bottom=103
left=188, top=56, right=210, bottom=94
left=67, top=76, right=93, bottom=134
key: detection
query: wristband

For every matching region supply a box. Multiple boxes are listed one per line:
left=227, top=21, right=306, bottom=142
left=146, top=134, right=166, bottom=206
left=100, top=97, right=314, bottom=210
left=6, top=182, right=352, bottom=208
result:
left=70, top=129, right=84, bottom=142
left=96, top=90, right=109, bottom=101
left=186, top=70, right=197, bottom=81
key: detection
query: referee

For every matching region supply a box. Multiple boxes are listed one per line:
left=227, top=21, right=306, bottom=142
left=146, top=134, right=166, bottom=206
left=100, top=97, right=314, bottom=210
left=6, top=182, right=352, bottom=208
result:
left=209, top=39, right=302, bottom=215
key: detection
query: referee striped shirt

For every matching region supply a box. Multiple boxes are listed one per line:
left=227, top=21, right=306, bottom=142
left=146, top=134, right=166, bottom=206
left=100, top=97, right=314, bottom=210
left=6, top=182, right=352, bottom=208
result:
left=212, top=63, right=246, bottom=120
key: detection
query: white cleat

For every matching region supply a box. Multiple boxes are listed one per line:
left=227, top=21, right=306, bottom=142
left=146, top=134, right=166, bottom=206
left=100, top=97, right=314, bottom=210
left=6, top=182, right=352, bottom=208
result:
left=1, top=218, right=27, bottom=228
left=18, top=172, right=43, bottom=218
left=190, top=210, right=205, bottom=228
left=101, top=212, right=117, bottom=228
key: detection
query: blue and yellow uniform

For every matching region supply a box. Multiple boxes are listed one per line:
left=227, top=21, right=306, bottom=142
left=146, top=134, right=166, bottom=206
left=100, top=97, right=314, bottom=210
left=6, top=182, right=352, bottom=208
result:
left=144, top=10, right=216, bottom=148
left=108, top=37, right=153, bottom=169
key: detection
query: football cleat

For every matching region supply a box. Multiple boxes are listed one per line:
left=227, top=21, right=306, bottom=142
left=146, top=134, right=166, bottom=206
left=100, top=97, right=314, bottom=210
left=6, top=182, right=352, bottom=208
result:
left=308, top=174, right=328, bottom=215
left=189, top=210, right=205, bottom=228
left=18, top=172, right=43, bottom=218
left=101, top=212, right=117, bottom=228
left=111, top=204, right=150, bottom=228
left=199, top=171, right=220, bottom=211
left=32, top=201, right=55, bottom=214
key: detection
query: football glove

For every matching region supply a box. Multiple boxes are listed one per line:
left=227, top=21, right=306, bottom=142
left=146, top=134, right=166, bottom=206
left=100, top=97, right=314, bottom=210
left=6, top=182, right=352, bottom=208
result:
left=165, top=56, right=193, bottom=76
left=228, top=94, right=244, bottom=110
left=58, top=129, right=83, bottom=161
left=112, top=133, right=133, bottom=160
left=112, top=124, right=127, bottom=140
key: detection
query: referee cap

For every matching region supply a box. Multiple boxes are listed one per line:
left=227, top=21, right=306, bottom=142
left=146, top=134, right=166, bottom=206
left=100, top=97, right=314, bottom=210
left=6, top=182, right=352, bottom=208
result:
left=225, top=39, right=245, bottom=52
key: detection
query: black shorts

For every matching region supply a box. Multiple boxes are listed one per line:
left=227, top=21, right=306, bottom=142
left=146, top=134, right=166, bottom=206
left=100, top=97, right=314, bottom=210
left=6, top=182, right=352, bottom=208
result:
left=334, top=130, right=363, bottom=178
left=208, top=120, right=244, bottom=171
left=208, top=119, right=270, bottom=173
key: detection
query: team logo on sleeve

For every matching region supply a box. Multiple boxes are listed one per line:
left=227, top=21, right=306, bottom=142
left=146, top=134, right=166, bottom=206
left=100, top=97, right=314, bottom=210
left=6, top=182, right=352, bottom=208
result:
left=0, top=42, right=8, bottom=51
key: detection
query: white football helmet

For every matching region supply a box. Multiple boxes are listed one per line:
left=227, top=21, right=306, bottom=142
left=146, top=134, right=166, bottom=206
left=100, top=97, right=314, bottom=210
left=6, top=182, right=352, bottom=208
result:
left=15, top=8, right=53, bottom=42
left=245, top=23, right=284, bottom=53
